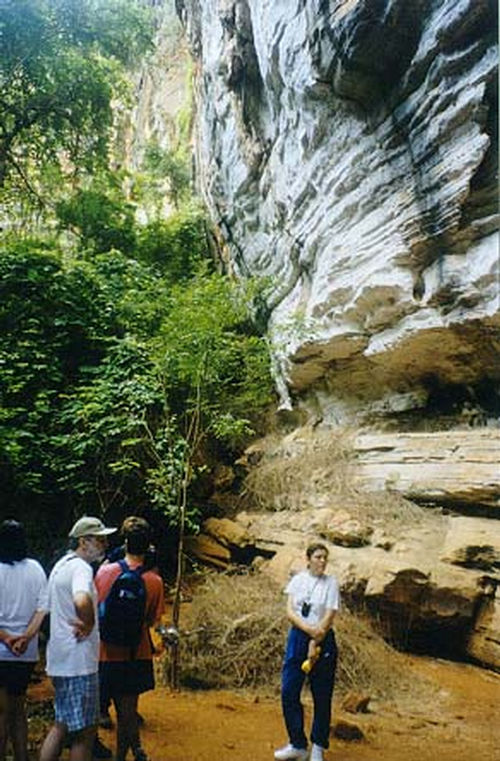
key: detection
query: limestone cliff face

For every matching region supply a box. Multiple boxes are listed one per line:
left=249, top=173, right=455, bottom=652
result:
left=179, top=0, right=498, bottom=423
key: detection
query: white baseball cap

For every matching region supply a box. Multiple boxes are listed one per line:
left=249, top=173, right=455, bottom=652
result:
left=69, top=516, right=117, bottom=538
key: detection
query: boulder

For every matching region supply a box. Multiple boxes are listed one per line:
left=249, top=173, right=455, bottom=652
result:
left=362, top=562, right=484, bottom=655
left=203, top=517, right=253, bottom=549
left=341, top=692, right=371, bottom=714
left=440, top=515, right=500, bottom=571
left=332, top=718, right=365, bottom=741
left=186, top=517, right=276, bottom=568
left=467, top=595, right=500, bottom=671
left=184, top=534, right=231, bottom=569
left=304, top=508, right=373, bottom=548
left=322, top=518, right=373, bottom=548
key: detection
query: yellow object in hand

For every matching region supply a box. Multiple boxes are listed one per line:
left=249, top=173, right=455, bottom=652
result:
left=301, top=645, right=321, bottom=673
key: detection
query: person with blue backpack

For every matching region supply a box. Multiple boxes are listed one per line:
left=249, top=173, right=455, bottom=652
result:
left=95, top=517, right=164, bottom=761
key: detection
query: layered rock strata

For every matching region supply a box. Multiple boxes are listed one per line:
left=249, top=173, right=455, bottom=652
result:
left=237, top=426, right=500, bottom=515
left=179, top=0, right=499, bottom=420
left=353, top=429, right=500, bottom=512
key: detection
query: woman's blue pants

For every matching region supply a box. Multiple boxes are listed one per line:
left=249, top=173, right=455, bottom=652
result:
left=281, top=627, right=337, bottom=750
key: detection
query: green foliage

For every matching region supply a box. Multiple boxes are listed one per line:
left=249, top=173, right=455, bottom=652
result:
left=56, top=187, right=137, bottom=254
left=143, top=421, right=202, bottom=530
left=155, top=271, right=274, bottom=446
left=142, top=272, right=274, bottom=529
left=0, top=245, right=117, bottom=496
left=0, top=0, right=153, bottom=201
left=50, top=337, right=164, bottom=509
left=55, top=183, right=208, bottom=284
left=135, top=203, right=208, bottom=280
left=0, top=242, right=168, bottom=517
left=0, top=234, right=275, bottom=536
left=90, top=251, right=171, bottom=337
left=142, top=140, right=191, bottom=209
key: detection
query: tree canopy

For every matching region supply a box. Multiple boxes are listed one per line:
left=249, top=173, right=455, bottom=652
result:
left=0, top=0, right=153, bottom=201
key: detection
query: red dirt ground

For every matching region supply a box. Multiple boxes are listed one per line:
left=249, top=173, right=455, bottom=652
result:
left=27, top=654, right=499, bottom=761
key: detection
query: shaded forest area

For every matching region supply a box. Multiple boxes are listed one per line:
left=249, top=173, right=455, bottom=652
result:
left=0, top=0, right=275, bottom=566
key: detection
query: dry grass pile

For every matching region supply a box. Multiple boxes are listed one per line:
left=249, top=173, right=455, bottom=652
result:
left=342, top=490, right=442, bottom=532
left=172, top=572, right=432, bottom=701
left=243, top=428, right=354, bottom=513
left=176, top=572, right=285, bottom=690
left=243, top=427, right=441, bottom=532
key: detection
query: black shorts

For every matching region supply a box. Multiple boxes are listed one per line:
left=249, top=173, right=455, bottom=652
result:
left=99, top=660, right=154, bottom=697
left=0, top=661, right=34, bottom=696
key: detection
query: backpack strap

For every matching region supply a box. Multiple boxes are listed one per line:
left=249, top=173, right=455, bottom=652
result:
left=116, top=559, right=145, bottom=660
left=118, top=558, right=145, bottom=575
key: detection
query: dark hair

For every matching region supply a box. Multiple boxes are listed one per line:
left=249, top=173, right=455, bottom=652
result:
left=306, top=542, right=329, bottom=560
left=0, top=520, right=28, bottom=563
left=121, top=516, right=151, bottom=556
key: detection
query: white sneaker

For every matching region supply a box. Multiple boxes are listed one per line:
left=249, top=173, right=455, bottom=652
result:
left=310, top=743, right=325, bottom=761
left=274, top=744, right=308, bottom=760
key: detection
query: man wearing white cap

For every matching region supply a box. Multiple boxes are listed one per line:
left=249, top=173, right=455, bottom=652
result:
left=40, top=517, right=116, bottom=761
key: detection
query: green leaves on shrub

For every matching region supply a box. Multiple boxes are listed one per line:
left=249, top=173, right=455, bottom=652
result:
left=155, top=271, right=273, bottom=444
left=134, top=203, right=209, bottom=281
left=0, top=247, right=117, bottom=498
left=56, top=189, right=137, bottom=254
left=0, top=240, right=274, bottom=532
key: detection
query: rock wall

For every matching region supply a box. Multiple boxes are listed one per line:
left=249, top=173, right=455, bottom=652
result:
left=178, top=0, right=499, bottom=423
left=353, top=429, right=500, bottom=512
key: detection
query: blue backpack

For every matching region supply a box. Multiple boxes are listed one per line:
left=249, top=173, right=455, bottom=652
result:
left=98, top=560, right=146, bottom=649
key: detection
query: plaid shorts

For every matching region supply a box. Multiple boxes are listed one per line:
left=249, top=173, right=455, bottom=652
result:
left=52, top=673, right=99, bottom=732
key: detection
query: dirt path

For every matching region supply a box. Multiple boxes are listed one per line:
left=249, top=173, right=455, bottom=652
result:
left=75, top=655, right=499, bottom=761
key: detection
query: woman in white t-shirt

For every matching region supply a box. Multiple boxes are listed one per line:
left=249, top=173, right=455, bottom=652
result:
left=274, top=543, right=340, bottom=761
left=0, top=519, right=48, bottom=761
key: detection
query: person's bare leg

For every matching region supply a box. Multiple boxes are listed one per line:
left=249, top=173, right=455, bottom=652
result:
left=68, top=726, right=95, bottom=761
left=39, top=721, right=66, bottom=761
left=114, top=694, right=139, bottom=761
left=7, top=694, right=28, bottom=761
left=0, top=689, right=8, bottom=761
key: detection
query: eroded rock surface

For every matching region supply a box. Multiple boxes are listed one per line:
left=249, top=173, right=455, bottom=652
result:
left=467, top=594, right=500, bottom=668
left=353, top=430, right=500, bottom=512
left=179, top=0, right=499, bottom=420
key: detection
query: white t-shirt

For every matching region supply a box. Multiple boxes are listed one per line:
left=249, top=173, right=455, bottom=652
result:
left=285, top=570, right=340, bottom=626
left=46, top=552, right=99, bottom=677
left=0, top=558, right=48, bottom=662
